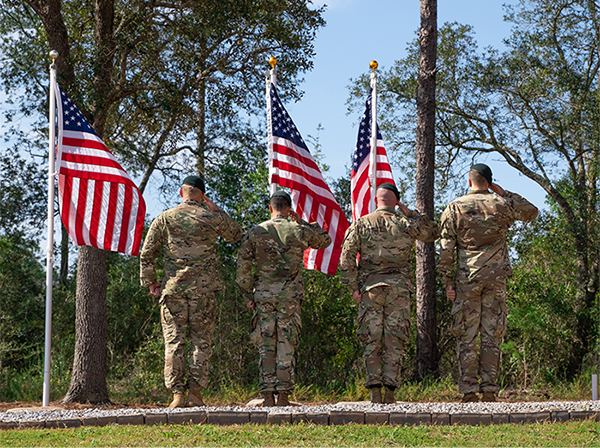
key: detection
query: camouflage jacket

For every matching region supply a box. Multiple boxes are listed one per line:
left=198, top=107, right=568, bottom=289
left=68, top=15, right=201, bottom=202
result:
left=235, top=215, right=331, bottom=303
left=139, top=199, right=242, bottom=291
left=438, top=190, right=538, bottom=286
left=339, top=206, right=439, bottom=293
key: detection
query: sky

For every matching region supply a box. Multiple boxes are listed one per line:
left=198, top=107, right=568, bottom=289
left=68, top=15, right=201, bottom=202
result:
left=266, top=0, right=549, bottom=212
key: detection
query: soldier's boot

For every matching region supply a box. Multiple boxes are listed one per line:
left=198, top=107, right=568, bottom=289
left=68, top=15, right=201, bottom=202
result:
left=262, top=392, right=275, bottom=407
left=370, top=387, right=382, bottom=404
left=481, top=392, right=497, bottom=402
left=461, top=392, right=479, bottom=403
left=169, top=391, right=186, bottom=408
left=276, top=392, right=290, bottom=407
left=383, top=387, right=396, bottom=404
left=186, top=386, right=205, bottom=407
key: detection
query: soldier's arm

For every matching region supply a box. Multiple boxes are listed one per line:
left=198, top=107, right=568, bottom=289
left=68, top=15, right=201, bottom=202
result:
left=290, top=210, right=331, bottom=249
left=235, top=231, right=256, bottom=302
left=503, top=191, right=539, bottom=223
left=339, top=224, right=360, bottom=293
left=304, top=221, right=332, bottom=250
left=404, top=209, right=439, bottom=242
left=214, top=209, right=243, bottom=242
left=437, top=206, right=457, bottom=288
left=139, top=216, right=165, bottom=287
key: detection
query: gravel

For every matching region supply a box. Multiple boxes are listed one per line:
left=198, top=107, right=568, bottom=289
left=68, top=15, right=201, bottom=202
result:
left=1, top=400, right=599, bottom=423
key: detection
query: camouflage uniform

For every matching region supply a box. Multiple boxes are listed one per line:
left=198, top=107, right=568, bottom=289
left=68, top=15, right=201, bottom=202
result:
left=236, top=215, right=331, bottom=394
left=140, top=199, right=242, bottom=393
left=339, top=206, right=438, bottom=388
left=439, top=190, right=538, bottom=394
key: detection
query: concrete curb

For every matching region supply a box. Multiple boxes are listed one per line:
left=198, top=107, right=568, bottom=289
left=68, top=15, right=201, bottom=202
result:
left=1, top=409, right=598, bottom=429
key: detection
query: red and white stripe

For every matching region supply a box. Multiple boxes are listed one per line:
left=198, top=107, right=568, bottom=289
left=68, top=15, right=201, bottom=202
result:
left=55, top=84, right=146, bottom=256
left=270, top=136, right=349, bottom=275
left=351, top=138, right=394, bottom=221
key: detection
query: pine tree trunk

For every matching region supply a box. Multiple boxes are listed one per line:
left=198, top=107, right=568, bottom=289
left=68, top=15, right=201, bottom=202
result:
left=62, top=246, right=110, bottom=404
left=59, top=223, right=69, bottom=286
left=415, top=0, right=438, bottom=379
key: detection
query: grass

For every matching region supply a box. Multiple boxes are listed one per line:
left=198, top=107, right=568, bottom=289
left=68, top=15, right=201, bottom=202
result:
left=0, top=420, right=598, bottom=447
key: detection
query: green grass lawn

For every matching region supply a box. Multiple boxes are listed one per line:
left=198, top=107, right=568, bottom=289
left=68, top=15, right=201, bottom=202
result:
left=0, top=420, right=598, bottom=447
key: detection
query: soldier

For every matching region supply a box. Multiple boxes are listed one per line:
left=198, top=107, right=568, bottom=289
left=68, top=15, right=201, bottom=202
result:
left=140, top=175, right=242, bottom=408
left=236, top=190, right=331, bottom=407
left=339, top=183, right=439, bottom=404
left=439, top=164, right=538, bottom=403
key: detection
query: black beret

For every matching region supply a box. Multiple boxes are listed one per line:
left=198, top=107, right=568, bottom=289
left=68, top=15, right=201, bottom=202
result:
left=271, top=190, right=292, bottom=206
left=471, top=163, right=493, bottom=186
left=377, top=182, right=400, bottom=200
left=182, top=175, right=205, bottom=192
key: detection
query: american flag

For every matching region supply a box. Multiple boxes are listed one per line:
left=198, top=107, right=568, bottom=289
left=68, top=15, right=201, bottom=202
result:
left=351, top=89, right=395, bottom=221
left=267, top=83, right=349, bottom=275
left=55, top=83, right=146, bottom=256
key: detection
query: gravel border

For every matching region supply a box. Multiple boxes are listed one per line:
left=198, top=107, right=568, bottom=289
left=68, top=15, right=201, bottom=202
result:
left=1, top=400, right=599, bottom=428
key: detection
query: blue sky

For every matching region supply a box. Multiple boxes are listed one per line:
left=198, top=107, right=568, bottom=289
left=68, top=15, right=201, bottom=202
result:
left=275, top=0, right=548, bottom=210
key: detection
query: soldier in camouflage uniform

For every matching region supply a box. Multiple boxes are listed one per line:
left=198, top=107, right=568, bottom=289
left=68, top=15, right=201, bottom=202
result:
left=140, top=175, right=242, bottom=408
left=236, top=190, right=331, bottom=407
left=340, top=183, right=439, bottom=404
left=439, top=164, right=538, bottom=403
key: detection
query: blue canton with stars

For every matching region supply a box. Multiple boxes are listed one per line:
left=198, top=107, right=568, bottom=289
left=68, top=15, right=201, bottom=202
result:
left=58, top=86, right=98, bottom=136
left=352, top=88, right=383, bottom=172
left=269, top=84, right=308, bottom=151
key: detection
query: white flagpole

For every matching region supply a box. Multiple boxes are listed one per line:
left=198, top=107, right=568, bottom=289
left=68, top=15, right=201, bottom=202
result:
left=267, top=57, right=278, bottom=195
left=43, top=50, right=59, bottom=407
left=369, top=60, right=378, bottom=212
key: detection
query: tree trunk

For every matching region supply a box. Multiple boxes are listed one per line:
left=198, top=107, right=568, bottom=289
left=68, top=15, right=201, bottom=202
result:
left=62, top=246, right=110, bottom=403
left=59, top=223, right=69, bottom=286
left=415, top=0, right=438, bottom=379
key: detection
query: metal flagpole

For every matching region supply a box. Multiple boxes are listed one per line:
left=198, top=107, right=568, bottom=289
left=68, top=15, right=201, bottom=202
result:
left=369, top=60, right=378, bottom=212
left=267, top=57, right=278, bottom=195
left=43, top=50, right=59, bottom=407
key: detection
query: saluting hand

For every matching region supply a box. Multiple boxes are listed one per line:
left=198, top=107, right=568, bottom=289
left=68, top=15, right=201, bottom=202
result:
left=490, top=183, right=505, bottom=197
left=396, top=201, right=412, bottom=217
left=288, top=210, right=302, bottom=223
left=202, top=193, right=218, bottom=211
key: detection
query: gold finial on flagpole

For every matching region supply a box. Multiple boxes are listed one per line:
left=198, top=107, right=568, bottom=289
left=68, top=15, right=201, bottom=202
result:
left=370, top=60, right=378, bottom=72
left=269, top=57, right=278, bottom=69
left=49, top=50, right=58, bottom=60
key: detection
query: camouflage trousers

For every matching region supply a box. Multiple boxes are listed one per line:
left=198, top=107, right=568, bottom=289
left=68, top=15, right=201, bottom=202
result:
left=160, top=288, right=217, bottom=393
left=251, top=300, right=301, bottom=394
left=357, top=284, right=410, bottom=388
left=451, top=276, right=507, bottom=394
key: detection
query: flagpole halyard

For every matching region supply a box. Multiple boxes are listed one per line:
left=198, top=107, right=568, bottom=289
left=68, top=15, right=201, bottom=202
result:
left=43, top=50, right=59, bottom=408
left=369, top=60, right=378, bottom=213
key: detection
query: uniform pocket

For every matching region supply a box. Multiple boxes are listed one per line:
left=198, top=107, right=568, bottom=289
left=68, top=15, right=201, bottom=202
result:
left=450, top=300, right=465, bottom=338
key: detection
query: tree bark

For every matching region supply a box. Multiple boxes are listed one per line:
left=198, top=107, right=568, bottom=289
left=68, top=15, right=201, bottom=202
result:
left=62, top=0, right=114, bottom=403
left=62, top=246, right=110, bottom=403
left=59, top=223, right=69, bottom=286
left=415, top=0, right=438, bottom=379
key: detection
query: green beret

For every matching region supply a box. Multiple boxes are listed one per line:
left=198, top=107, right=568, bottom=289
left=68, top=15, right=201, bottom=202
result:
left=271, top=190, right=292, bottom=206
left=377, top=182, right=400, bottom=200
left=470, top=163, right=493, bottom=186
left=182, top=175, right=205, bottom=192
